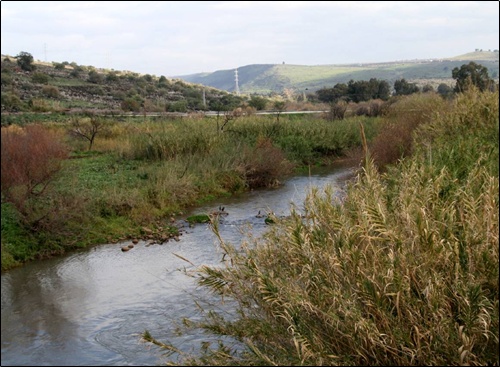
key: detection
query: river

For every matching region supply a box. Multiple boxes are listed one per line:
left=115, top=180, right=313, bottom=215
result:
left=1, top=162, right=356, bottom=366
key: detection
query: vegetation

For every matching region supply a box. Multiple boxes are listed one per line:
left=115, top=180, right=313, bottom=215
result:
left=316, top=78, right=391, bottom=103
left=143, top=89, right=499, bottom=366
left=1, top=52, right=245, bottom=114
left=15, top=51, right=36, bottom=71
left=1, top=50, right=498, bottom=365
left=452, top=61, right=496, bottom=93
left=180, top=51, right=499, bottom=94
left=0, top=110, right=379, bottom=271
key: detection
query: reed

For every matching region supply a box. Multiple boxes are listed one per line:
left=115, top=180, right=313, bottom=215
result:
left=171, top=90, right=499, bottom=365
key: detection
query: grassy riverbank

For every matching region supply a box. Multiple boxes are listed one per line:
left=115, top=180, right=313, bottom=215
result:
left=1, top=112, right=378, bottom=271
left=150, top=89, right=499, bottom=365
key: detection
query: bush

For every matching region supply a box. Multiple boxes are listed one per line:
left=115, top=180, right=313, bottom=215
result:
left=53, top=62, right=65, bottom=70
left=239, top=136, right=294, bottom=188
left=166, top=100, right=188, bottom=112
left=121, top=98, right=141, bottom=112
left=88, top=70, right=103, bottom=84
left=369, top=93, right=448, bottom=171
left=1, top=124, right=69, bottom=216
left=248, top=95, right=268, bottom=110
left=1, top=92, right=24, bottom=112
left=1, top=72, right=13, bottom=86
left=31, top=72, right=49, bottom=84
left=41, top=85, right=60, bottom=99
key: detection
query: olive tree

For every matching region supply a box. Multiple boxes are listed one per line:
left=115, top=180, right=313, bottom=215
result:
left=452, top=61, right=494, bottom=93
left=15, top=51, right=36, bottom=71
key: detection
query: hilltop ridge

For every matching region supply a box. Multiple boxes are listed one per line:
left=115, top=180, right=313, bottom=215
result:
left=176, top=50, right=499, bottom=94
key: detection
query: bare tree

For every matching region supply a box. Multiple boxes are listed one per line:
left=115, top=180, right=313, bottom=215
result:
left=220, top=107, right=243, bottom=133
left=273, top=101, right=286, bottom=123
left=70, top=113, right=105, bottom=151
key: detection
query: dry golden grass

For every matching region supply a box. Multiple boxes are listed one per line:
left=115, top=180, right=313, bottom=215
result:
left=169, top=90, right=499, bottom=366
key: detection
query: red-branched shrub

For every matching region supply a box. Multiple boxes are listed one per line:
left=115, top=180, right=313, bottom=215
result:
left=1, top=124, right=68, bottom=214
left=239, top=136, right=294, bottom=188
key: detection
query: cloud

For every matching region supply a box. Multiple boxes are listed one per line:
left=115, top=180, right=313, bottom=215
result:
left=1, top=1, right=498, bottom=76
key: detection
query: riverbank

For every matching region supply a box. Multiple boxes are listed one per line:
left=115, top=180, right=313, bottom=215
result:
left=1, top=113, right=376, bottom=271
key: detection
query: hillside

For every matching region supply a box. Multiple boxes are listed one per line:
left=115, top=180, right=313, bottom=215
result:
left=177, top=51, right=499, bottom=94
left=0, top=54, right=242, bottom=114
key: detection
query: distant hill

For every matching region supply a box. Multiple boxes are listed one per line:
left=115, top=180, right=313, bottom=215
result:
left=176, top=51, right=499, bottom=94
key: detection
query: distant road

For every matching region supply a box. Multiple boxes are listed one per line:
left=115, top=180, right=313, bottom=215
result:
left=121, top=110, right=329, bottom=117
left=1, top=110, right=329, bottom=118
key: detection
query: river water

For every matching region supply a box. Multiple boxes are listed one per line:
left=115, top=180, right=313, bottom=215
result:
left=1, top=162, right=356, bottom=366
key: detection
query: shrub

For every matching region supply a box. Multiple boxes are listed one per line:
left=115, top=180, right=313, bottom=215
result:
left=239, top=136, right=294, bottom=188
left=41, top=85, right=60, bottom=99
left=327, top=101, right=348, bottom=120
left=166, top=100, right=188, bottom=112
left=31, top=72, right=49, bottom=84
left=1, top=124, right=69, bottom=216
left=1, top=92, right=24, bottom=112
left=53, top=62, right=65, bottom=70
left=88, top=70, right=103, bottom=84
left=1, top=72, right=13, bottom=86
left=121, top=98, right=141, bottom=112
left=369, top=93, right=448, bottom=171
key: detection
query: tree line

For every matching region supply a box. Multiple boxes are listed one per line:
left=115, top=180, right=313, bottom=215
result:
left=314, top=62, right=497, bottom=104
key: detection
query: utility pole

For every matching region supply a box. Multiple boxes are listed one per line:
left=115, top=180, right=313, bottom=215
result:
left=234, top=69, right=240, bottom=95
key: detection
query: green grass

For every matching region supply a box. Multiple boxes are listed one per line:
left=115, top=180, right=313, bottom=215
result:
left=182, top=51, right=499, bottom=94
left=2, top=113, right=376, bottom=271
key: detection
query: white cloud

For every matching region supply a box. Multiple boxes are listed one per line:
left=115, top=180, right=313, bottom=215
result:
left=1, top=1, right=498, bottom=76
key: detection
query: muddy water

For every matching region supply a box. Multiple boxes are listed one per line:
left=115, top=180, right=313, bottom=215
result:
left=1, top=163, right=356, bottom=366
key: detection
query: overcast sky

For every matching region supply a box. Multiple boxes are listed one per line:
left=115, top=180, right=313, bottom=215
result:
left=1, top=1, right=498, bottom=77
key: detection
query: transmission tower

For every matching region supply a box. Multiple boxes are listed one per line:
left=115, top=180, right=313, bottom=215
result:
left=234, top=69, right=240, bottom=95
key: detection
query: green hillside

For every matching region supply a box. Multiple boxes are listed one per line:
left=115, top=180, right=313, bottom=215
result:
left=178, top=51, right=499, bottom=94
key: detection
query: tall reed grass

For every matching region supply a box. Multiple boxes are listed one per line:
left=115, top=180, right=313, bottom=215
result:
left=167, top=90, right=499, bottom=365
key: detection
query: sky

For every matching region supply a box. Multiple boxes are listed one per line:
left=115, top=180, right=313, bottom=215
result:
left=1, top=1, right=499, bottom=77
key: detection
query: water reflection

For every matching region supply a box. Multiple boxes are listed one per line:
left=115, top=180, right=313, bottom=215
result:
left=1, top=163, right=356, bottom=366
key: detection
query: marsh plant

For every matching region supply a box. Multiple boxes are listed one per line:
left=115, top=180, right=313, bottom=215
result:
left=149, top=89, right=499, bottom=365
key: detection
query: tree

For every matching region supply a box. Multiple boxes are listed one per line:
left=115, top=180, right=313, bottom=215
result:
left=374, top=79, right=391, bottom=101
left=272, top=101, right=286, bottom=123
left=437, top=83, right=453, bottom=99
left=88, top=70, right=103, bottom=84
left=452, top=61, right=494, bottom=93
left=70, top=113, right=105, bottom=151
left=209, top=94, right=242, bottom=132
left=15, top=51, right=36, bottom=71
left=315, top=84, right=348, bottom=103
left=248, top=95, right=268, bottom=110
left=393, top=78, right=420, bottom=96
